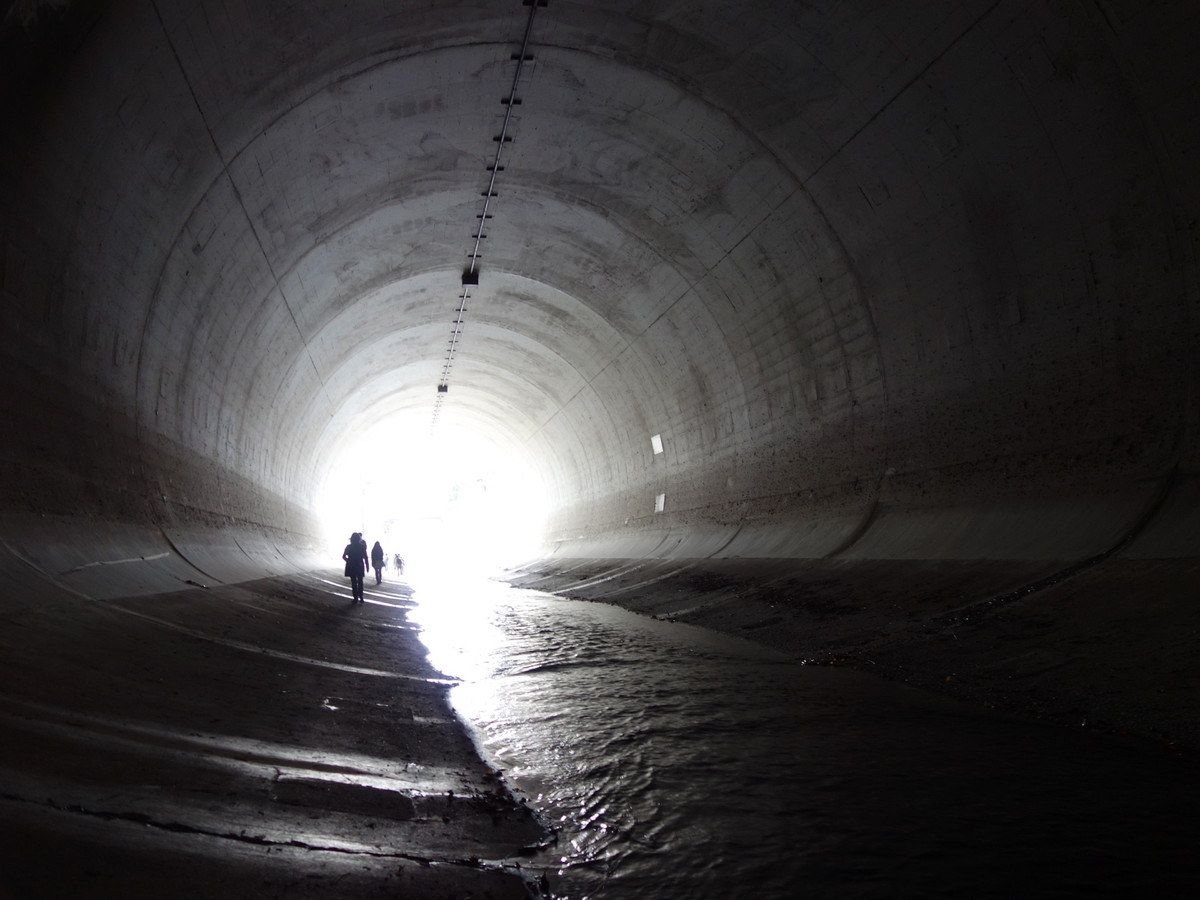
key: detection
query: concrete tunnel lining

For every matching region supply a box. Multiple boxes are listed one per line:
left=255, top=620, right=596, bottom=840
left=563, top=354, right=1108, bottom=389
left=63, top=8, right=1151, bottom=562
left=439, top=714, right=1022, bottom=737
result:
left=1, top=0, right=1199, bottom=852
left=128, top=35, right=853, bottom=531
left=2, top=1, right=1200, bottom=894
left=0, top=4, right=1195, bottom=533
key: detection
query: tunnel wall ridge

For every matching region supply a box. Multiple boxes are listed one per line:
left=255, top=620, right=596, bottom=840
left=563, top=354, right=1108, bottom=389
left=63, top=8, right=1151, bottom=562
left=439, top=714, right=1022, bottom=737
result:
left=0, top=378, right=325, bottom=607
left=544, top=467, right=1195, bottom=564
left=0, top=510, right=325, bottom=608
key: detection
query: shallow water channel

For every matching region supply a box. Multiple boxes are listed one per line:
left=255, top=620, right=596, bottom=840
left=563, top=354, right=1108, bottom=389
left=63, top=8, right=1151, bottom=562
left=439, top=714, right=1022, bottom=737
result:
left=410, top=577, right=1199, bottom=899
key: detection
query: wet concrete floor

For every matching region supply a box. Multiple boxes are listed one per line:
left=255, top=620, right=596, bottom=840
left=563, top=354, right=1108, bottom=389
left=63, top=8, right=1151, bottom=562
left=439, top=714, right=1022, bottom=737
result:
left=0, top=572, right=547, bottom=898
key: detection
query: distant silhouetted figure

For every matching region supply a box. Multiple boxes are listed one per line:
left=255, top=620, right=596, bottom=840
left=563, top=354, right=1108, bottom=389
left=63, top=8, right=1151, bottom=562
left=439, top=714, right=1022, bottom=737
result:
left=342, top=532, right=369, bottom=602
left=371, top=540, right=385, bottom=584
left=394, top=552, right=404, bottom=575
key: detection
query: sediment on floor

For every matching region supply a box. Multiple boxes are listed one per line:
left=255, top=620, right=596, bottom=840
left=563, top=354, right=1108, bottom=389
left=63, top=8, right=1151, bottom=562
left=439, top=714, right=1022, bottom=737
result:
left=503, top=556, right=1200, bottom=753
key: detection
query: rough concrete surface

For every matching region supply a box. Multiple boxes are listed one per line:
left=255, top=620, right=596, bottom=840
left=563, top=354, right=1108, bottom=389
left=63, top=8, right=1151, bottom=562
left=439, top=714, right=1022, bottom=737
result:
left=0, top=572, right=547, bottom=899
left=1, top=0, right=1199, bottom=891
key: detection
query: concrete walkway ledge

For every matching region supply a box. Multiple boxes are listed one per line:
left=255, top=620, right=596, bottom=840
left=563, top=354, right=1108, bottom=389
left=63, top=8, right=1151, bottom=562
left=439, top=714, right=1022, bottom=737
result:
left=0, top=570, right=549, bottom=898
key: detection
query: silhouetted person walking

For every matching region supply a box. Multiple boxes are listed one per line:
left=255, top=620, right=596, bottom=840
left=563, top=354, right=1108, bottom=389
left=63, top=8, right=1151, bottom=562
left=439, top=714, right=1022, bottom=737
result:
left=371, top=540, right=385, bottom=584
left=343, top=532, right=369, bottom=602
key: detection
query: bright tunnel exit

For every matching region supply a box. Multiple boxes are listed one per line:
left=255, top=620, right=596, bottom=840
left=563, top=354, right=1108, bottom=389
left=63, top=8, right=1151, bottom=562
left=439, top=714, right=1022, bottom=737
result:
left=316, top=412, right=549, bottom=579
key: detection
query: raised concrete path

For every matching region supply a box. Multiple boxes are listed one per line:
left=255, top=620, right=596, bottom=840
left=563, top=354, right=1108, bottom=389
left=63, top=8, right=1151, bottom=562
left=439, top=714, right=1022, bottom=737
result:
left=0, top=571, right=545, bottom=898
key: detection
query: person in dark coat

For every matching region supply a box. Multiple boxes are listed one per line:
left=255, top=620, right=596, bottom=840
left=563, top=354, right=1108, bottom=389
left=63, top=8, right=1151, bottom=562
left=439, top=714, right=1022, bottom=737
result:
left=342, top=532, right=369, bottom=602
left=370, top=540, right=385, bottom=585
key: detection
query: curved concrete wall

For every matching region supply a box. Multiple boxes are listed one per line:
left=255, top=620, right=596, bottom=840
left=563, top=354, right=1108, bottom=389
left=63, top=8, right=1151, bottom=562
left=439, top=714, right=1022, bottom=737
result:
left=1, top=0, right=1197, bottom=600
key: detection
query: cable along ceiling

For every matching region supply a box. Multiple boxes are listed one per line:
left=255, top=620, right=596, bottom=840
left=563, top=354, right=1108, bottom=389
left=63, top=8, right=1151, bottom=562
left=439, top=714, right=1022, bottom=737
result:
left=431, top=0, right=547, bottom=431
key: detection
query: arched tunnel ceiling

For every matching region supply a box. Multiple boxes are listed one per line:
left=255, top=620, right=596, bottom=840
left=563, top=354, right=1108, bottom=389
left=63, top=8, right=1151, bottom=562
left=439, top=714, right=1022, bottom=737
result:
left=1, top=0, right=1196, bottom=560
left=162, top=6, right=861, bottom=512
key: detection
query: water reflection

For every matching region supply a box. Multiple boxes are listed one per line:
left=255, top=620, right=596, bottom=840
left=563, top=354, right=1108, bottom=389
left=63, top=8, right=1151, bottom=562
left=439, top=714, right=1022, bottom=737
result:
left=412, top=578, right=1200, bottom=899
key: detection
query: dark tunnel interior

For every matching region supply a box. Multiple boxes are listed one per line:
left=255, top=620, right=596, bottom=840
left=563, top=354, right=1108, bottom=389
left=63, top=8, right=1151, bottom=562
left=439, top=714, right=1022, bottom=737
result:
left=1, top=0, right=1197, bottom=895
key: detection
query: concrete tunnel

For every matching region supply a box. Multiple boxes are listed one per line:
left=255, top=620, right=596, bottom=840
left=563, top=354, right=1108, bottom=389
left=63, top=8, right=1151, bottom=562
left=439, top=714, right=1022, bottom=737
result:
left=1, top=0, right=1198, bottom=894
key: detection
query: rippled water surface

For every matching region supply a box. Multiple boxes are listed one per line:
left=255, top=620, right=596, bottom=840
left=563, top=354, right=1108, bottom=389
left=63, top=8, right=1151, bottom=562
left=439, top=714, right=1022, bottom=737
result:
left=411, top=578, right=1199, bottom=899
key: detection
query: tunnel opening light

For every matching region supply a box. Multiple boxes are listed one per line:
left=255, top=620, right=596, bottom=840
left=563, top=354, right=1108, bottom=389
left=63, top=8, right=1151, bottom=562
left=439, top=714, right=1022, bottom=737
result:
left=317, top=416, right=547, bottom=578
left=650, top=433, right=663, bottom=455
